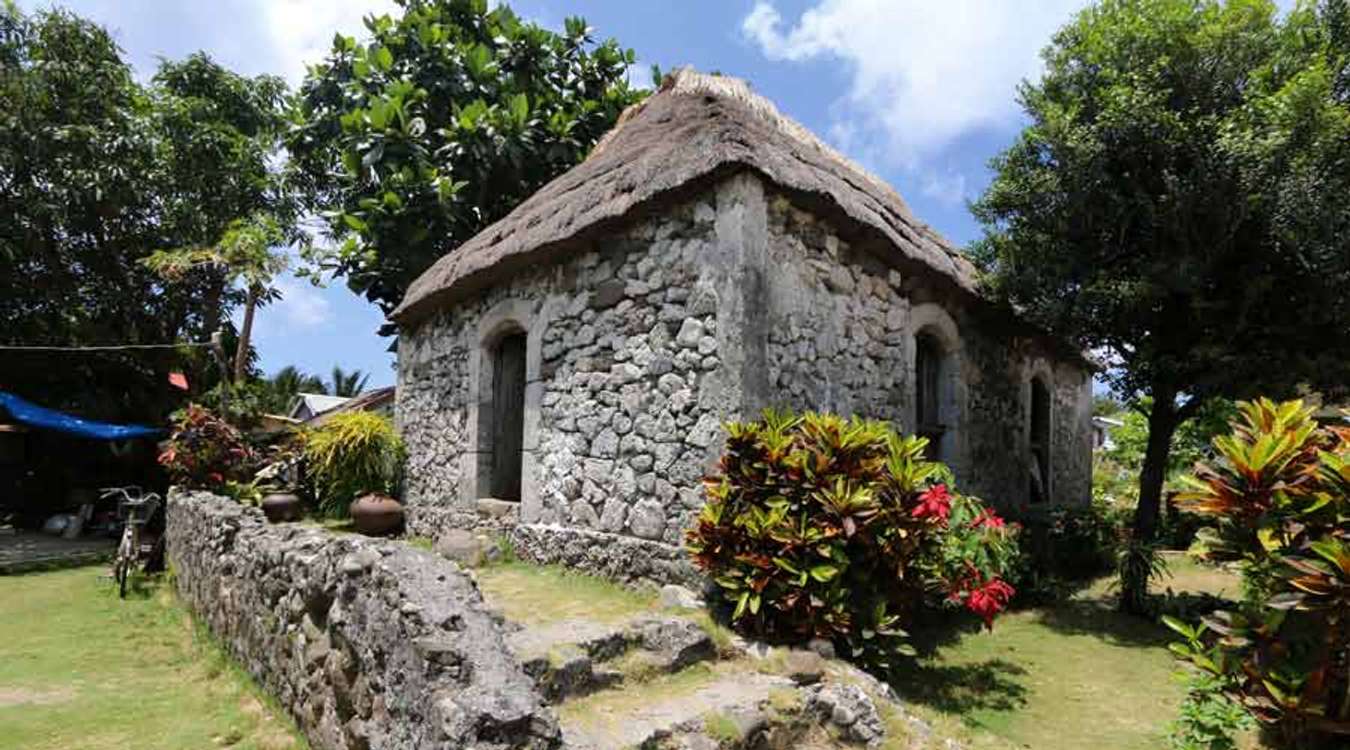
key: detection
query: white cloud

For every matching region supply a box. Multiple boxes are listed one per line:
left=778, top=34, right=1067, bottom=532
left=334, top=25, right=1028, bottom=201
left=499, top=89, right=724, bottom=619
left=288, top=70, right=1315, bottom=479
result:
left=271, top=276, right=332, bottom=328
left=919, top=170, right=969, bottom=207
left=259, top=0, right=400, bottom=84
left=742, top=0, right=1083, bottom=167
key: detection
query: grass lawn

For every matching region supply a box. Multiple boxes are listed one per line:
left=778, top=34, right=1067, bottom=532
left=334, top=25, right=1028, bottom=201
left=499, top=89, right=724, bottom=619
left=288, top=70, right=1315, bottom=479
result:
left=473, top=561, right=660, bottom=625
left=0, top=566, right=306, bottom=750
left=890, top=555, right=1264, bottom=750
left=0, top=553, right=1264, bottom=750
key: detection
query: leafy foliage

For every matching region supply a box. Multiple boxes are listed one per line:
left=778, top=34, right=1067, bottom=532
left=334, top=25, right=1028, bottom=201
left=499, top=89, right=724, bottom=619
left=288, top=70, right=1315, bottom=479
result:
left=258, top=365, right=329, bottom=414
left=1116, top=537, right=1172, bottom=614
left=328, top=366, right=370, bottom=397
left=1167, top=673, right=1257, bottom=750
left=302, top=412, right=405, bottom=518
left=686, top=410, right=1019, bottom=670
left=0, top=6, right=290, bottom=420
left=285, top=0, right=645, bottom=314
left=1006, top=502, right=1126, bottom=603
left=1105, top=399, right=1240, bottom=481
left=142, top=214, right=291, bottom=383
left=158, top=404, right=257, bottom=490
left=972, top=0, right=1350, bottom=611
left=1164, top=399, right=1350, bottom=746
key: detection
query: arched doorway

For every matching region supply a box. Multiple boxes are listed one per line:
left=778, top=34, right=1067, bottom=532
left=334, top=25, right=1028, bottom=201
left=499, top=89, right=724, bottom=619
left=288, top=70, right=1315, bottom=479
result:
left=1029, top=376, right=1052, bottom=504
left=914, top=331, right=947, bottom=461
left=487, top=331, right=527, bottom=501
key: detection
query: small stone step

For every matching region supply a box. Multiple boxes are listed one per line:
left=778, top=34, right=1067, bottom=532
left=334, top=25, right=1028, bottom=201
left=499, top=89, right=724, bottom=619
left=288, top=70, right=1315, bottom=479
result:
left=558, top=665, right=796, bottom=750
left=507, top=615, right=716, bottom=702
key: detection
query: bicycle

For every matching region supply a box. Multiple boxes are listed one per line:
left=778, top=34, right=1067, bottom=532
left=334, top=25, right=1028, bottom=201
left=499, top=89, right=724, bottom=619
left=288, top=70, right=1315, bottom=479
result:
left=100, top=486, right=161, bottom=598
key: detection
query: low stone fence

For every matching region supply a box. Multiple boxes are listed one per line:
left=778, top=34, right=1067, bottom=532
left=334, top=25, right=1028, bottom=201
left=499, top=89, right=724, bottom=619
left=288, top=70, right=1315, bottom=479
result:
left=508, top=523, right=702, bottom=589
left=166, top=489, right=559, bottom=750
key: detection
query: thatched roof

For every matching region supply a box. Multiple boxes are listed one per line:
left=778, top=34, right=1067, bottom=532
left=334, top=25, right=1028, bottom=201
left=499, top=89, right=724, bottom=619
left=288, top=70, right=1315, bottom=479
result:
left=391, top=69, right=982, bottom=325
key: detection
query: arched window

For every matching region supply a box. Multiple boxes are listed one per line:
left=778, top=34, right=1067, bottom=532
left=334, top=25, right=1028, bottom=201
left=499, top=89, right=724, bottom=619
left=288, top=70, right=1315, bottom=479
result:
left=486, top=331, right=527, bottom=501
left=914, top=332, right=947, bottom=460
left=1029, top=376, right=1052, bottom=504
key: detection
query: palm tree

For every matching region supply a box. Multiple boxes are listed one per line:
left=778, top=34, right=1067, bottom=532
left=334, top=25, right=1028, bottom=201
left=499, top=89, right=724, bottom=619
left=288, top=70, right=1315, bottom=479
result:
left=329, top=366, right=369, bottom=397
left=262, top=365, right=327, bottom=414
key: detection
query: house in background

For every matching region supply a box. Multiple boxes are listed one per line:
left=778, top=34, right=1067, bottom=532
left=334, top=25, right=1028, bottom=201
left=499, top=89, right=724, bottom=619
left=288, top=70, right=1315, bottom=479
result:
left=389, top=70, right=1096, bottom=582
left=1092, top=415, right=1124, bottom=452
left=306, top=386, right=396, bottom=426
left=287, top=393, right=351, bottom=423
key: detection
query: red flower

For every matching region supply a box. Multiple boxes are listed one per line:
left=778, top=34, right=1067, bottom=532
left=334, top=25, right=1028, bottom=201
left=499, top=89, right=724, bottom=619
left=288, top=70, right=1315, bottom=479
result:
left=208, top=472, right=224, bottom=485
left=911, top=484, right=951, bottom=522
left=966, top=578, right=1015, bottom=630
left=971, top=509, right=1006, bottom=530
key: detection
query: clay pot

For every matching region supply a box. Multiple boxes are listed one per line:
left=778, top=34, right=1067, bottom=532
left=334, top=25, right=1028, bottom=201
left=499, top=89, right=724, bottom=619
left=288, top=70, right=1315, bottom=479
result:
left=261, top=492, right=303, bottom=523
left=349, top=493, right=404, bottom=536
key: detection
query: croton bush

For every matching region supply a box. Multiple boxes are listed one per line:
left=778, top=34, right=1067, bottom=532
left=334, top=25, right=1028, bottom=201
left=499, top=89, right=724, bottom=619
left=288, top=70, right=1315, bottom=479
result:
left=686, top=409, right=1019, bottom=668
left=1165, top=399, right=1349, bottom=747
left=158, top=404, right=257, bottom=490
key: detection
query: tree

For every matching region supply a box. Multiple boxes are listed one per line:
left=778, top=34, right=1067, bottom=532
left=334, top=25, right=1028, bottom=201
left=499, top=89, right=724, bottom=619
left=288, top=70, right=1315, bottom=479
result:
left=972, top=0, right=1350, bottom=612
left=259, top=365, right=328, bottom=414
left=285, top=0, right=644, bottom=314
left=149, top=53, right=292, bottom=343
left=0, top=6, right=290, bottom=419
left=142, top=215, right=289, bottom=383
left=328, top=367, right=369, bottom=397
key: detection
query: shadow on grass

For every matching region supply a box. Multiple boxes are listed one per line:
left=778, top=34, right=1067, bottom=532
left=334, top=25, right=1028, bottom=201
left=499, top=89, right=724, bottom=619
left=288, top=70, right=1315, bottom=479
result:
left=1029, top=597, right=1173, bottom=648
left=888, top=657, right=1031, bottom=715
left=1032, top=590, right=1237, bottom=649
left=884, top=614, right=1031, bottom=716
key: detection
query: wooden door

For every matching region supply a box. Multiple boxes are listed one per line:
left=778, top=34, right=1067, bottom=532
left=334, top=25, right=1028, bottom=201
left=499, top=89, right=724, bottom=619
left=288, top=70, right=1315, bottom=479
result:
left=490, top=333, right=527, bottom=501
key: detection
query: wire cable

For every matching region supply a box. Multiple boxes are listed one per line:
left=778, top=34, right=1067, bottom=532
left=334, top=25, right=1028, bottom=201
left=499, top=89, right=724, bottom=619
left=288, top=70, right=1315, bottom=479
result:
left=0, top=342, right=214, bottom=352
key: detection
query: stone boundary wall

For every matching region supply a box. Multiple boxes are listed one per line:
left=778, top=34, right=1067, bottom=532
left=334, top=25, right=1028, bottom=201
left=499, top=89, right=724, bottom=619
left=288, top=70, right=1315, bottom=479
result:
left=166, top=489, right=559, bottom=750
left=507, top=523, right=701, bottom=589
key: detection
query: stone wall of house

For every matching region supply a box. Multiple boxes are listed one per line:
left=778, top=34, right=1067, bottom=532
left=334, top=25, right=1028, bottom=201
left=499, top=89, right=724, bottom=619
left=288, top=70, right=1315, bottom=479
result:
left=166, top=490, right=559, bottom=750
left=398, top=176, right=771, bottom=578
left=757, top=187, right=1094, bottom=508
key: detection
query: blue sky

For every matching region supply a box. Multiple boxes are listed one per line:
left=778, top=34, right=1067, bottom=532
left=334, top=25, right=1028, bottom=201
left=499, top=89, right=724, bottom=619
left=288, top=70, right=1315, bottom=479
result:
left=23, top=0, right=1288, bottom=390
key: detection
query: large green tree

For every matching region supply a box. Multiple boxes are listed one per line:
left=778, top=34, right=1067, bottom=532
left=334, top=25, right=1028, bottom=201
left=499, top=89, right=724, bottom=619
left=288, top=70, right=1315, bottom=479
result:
left=285, top=0, right=644, bottom=315
left=0, top=5, right=290, bottom=419
left=147, top=53, right=292, bottom=345
left=972, top=0, right=1350, bottom=612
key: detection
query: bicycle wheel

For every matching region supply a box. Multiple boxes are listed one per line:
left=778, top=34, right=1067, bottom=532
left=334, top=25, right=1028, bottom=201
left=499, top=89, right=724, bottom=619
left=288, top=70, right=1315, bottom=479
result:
left=115, top=529, right=133, bottom=598
left=115, top=556, right=128, bottom=598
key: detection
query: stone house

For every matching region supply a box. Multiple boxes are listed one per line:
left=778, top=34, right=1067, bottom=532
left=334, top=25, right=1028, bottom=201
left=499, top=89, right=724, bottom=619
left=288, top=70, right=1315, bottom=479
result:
left=390, top=71, right=1094, bottom=579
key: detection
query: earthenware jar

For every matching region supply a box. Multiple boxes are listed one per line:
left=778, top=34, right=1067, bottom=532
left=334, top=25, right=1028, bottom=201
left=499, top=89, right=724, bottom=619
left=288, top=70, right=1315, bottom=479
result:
left=260, top=491, right=302, bottom=523
left=349, top=493, right=404, bottom=536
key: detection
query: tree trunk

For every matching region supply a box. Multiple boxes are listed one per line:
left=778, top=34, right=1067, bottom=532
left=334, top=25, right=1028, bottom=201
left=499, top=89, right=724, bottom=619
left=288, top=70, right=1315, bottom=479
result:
left=233, top=287, right=257, bottom=384
left=1120, top=393, right=1179, bottom=614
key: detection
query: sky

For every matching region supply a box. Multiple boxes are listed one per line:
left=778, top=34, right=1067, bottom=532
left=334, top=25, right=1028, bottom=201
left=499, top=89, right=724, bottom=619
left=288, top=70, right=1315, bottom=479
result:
left=16, top=0, right=1294, bottom=391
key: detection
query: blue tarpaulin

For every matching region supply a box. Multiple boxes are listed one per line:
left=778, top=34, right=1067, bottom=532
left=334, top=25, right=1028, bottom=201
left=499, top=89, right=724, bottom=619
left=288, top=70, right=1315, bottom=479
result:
left=0, top=391, right=162, bottom=441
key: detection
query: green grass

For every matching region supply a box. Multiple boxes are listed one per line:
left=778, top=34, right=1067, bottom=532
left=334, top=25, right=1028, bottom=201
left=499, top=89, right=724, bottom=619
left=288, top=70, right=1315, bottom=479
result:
left=0, top=566, right=307, bottom=750
left=473, top=561, right=659, bottom=625
left=890, top=559, right=1268, bottom=750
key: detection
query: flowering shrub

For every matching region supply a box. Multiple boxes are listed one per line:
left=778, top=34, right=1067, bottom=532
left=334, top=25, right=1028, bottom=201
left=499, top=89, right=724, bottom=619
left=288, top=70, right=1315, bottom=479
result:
left=1164, top=399, right=1349, bottom=747
left=158, top=404, right=257, bottom=489
left=686, top=409, right=1019, bottom=668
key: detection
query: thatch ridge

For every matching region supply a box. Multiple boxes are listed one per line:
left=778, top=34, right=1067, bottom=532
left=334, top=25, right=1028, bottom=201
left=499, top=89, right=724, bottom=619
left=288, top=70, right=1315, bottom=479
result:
left=390, top=68, right=980, bottom=324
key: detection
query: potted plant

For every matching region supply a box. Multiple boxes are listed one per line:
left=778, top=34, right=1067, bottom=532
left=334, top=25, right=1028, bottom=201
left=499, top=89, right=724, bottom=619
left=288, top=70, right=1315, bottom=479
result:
left=303, top=412, right=406, bottom=535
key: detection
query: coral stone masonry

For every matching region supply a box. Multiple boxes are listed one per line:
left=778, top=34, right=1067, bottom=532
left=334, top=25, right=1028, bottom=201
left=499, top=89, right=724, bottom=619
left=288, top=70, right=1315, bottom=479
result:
left=166, top=490, right=560, bottom=750
left=392, top=70, right=1095, bottom=582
